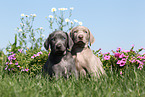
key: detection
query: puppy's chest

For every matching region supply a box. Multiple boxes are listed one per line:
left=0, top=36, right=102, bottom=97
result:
left=59, top=59, right=68, bottom=66
left=52, top=57, right=70, bottom=67
left=75, top=52, right=89, bottom=65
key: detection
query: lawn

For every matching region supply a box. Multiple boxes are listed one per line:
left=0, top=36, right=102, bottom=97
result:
left=0, top=63, right=145, bottom=97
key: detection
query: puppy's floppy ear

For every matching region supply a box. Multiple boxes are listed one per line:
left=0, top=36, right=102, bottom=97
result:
left=69, top=28, right=74, bottom=39
left=65, top=32, right=74, bottom=49
left=44, top=35, right=51, bottom=50
left=88, top=29, right=95, bottom=46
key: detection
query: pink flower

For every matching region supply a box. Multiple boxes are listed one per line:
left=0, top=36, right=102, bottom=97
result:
left=36, top=51, right=43, bottom=56
left=15, top=62, right=18, bottom=65
left=104, top=52, right=110, bottom=55
left=31, top=54, right=36, bottom=59
left=129, top=59, right=136, bottom=63
left=25, top=68, right=29, bottom=72
left=117, top=59, right=126, bottom=67
left=137, top=56, right=144, bottom=60
left=48, top=53, right=50, bottom=56
left=104, top=55, right=110, bottom=60
left=21, top=69, right=25, bottom=71
left=136, top=60, right=144, bottom=65
left=143, top=56, right=145, bottom=59
left=9, top=61, right=13, bottom=65
left=114, top=53, right=120, bottom=59
left=117, top=60, right=121, bottom=64
left=18, top=49, right=23, bottom=53
left=31, top=56, right=35, bottom=59
left=116, top=47, right=121, bottom=52
left=120, top=71, right=123, bottom=75
left=132, top=44, right=134, bottom=47
left=11, top=68, right=14, bottom=71
left=99, top=48, right=102, bottom=50
left=121, top=58, right=126, bottom=63
left=38, top=51, right=43, bottom=54
left=17, top=65, right=20, bottom=67
left=36, top=54, right=40, bottom=57
left=142, top=60, right=145, bottom=62
left=141, top=47, right=144, bottom=49
left=5, top=65, right=8, bottom=70
left=12, top=57, right=16, bottom=60
left=122, top=49, right=130, bottom=53
left=119, top=53, right=125, bottom=58
left=99, top=51, right=102, bottom=54
left=119, top=62, right=126, bottom=67
left=138, top=64, right=143, bottom=70
left=8, top=54, right=16, bottom=61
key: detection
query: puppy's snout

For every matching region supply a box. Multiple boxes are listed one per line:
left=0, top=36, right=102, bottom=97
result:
left=78, top=35, right=83, bottom=40
left=56, top=44, right=62, bottom=49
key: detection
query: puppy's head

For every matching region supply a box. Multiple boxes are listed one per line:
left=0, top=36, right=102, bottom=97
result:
left=44, top=31, right=73, bottom=54
left=69, top=26, right=95, bottom=46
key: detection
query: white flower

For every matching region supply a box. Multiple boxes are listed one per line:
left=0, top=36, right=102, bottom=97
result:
left=78, top=22, right=83, bottom=25
left=25, top=15, right=29, bottom=17
left=70, top=21, right=74, bottom=24
left=18, top=29, right=22, bottom=32
left=65, top=18, right=70, bottom=22
left=21, top=14, right=25, bottom=17
left=33, top=14, right=36, bottom=17
left=42, top=34, right=45, bottom=37
left=40, top=27, right=43, bottom=30
left=70, top=7, right=74, bottom=10
left=8, top=49, right=11, bottom=51
left=51, top=8, right=57, bottom=12
left=58, top=8, right=68, bottom=11
left=58, top=8, right=62, bottom=10
left=64, top=8, right=68, bottom=10
left=74, top=19, right=78, bottom=23
left=49, top=15, right=53, bottom=18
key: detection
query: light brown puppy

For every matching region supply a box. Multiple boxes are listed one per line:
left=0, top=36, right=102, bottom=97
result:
left=69, top=26, right=105, bottom=78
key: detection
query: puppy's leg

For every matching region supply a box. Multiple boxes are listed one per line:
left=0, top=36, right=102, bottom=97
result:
left=96, top=57, right=106, bottom=75
left=90, top=56, right=106, bottom=78
left=42, top=59, right=49, bottom=77
left=74, top=56, right=87, bottom=78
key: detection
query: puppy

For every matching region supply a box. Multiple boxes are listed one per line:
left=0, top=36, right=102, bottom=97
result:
left=69, top=26, right=106, bottom=78
left=43, top=30, right=78, bottom=79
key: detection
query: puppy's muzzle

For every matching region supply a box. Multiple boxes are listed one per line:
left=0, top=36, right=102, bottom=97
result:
left=78, top=34, right=84, bottom=40
left=56, top=44, right=62, bottom=49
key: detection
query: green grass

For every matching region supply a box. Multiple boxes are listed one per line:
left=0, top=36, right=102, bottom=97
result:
left=0, top=52, right=145, bottom=97
left=0, top=64, right=145, bottom=97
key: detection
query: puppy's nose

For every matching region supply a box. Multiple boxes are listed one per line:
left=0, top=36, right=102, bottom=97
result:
left=78, top=35, right=83, bottom=39
left=56, top=44, right=62, bottom=49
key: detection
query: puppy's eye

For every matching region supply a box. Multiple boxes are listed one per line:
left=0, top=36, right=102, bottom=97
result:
left=85, top=31, right=87, bottom=33
left=74, top=31, right=77, bottom=33
left=51, top=38, right=55, bottom=41
left=62, top=37, right=66, bottom=40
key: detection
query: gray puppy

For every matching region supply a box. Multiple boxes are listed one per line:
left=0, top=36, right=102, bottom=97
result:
left=43, top=30, right=78, bottom=79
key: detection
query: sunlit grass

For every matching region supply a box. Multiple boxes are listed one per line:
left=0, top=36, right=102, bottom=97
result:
left=0, top=62, right=145, bottom=97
